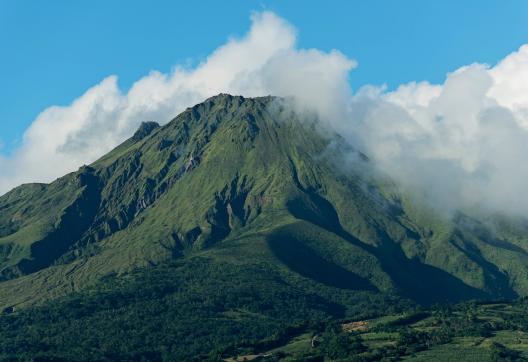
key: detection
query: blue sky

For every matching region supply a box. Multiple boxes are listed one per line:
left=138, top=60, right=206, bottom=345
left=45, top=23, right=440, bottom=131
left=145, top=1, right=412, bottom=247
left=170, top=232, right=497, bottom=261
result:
left=1, top=0, right=528, bottom=154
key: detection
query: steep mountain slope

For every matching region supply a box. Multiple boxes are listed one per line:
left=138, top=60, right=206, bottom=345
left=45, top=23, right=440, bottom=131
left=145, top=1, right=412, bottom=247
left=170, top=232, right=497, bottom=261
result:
left=1, top=94, right=528, bottom=313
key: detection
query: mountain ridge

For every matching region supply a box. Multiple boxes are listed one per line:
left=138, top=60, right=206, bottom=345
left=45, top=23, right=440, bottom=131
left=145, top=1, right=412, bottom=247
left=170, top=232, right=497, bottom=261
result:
left=0, top=93, right=527, bottom=312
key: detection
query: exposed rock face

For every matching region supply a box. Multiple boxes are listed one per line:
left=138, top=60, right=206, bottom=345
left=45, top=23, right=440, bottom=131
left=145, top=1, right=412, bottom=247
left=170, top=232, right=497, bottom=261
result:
left=132, top=121, right=160, bottom=141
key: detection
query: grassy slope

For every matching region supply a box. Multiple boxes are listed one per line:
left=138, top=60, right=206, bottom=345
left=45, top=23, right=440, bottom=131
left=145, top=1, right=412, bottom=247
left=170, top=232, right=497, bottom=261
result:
left=0, top=95, right=528, bottom=322
left=1, top=95, right=528, bottom=359
left=1, top=95, right=528, bottom=309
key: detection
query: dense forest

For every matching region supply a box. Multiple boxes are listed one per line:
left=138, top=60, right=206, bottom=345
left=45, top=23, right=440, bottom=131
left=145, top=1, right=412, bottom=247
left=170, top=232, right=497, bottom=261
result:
left=1, top=258, right=527, bottom=361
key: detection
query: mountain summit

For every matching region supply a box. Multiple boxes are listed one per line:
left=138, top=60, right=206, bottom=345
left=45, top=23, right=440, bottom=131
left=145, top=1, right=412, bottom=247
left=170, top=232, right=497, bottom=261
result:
left=1, top=94, right=528, bottom=304
left=1, top=94, right=528, bottom=359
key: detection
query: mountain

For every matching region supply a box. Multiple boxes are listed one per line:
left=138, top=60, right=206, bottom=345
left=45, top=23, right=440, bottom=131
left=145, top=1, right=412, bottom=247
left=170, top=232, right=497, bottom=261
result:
left=1, top=94, right=528, bottom=360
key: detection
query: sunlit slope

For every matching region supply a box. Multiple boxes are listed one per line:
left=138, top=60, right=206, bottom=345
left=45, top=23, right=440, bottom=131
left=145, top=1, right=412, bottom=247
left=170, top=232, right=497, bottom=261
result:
left=1, top=94, right=528, bottom=308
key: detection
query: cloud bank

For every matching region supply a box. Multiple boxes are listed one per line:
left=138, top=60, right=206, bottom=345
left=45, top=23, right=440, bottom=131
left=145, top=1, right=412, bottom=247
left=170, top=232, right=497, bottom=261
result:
left=349, top=48, right=528, bottom=216
left=0, top=11, right=352, bottom=194
left=2, top=11, right=528, bottom=217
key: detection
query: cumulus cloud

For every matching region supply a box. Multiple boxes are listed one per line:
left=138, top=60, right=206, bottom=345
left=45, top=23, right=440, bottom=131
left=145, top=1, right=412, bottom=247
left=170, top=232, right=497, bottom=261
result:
left=0, top=11, right=353, bottom=194
left=347, top=49, right=528, bottom=216
left=2, top=11, right=528, bottom=218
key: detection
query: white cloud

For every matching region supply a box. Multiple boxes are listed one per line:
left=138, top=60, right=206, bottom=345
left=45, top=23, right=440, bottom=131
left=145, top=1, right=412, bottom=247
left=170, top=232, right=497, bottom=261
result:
left=0, top=11, right=353, bottom=194
left=2, top=11, right=528, bottom=218
left=348, top=51, right=528, bottom=216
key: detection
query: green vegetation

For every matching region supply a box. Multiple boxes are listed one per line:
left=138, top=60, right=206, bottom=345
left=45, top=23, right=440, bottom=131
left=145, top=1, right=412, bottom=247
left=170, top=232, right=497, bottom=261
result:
left=232, top=300, right=528, bottom=361
left=3, top=269, right=528, bottom=361
left=0, top=258, right=409, bottom=361
left=1, top=94, right=528, bottom=360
